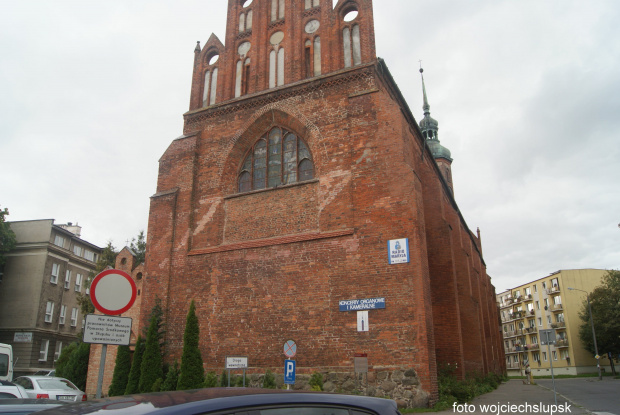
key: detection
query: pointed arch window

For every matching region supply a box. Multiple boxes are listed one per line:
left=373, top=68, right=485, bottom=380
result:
left=202, top=55, right=219, bottom=107
left=271, top=0, right=284, bottom=21
left=343, top=24, right=361, bottom=68
left=238, top=127, right=314, bottom=192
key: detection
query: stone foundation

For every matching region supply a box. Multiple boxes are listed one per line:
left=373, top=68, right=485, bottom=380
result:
left=243, top=369, right=430, bottom=409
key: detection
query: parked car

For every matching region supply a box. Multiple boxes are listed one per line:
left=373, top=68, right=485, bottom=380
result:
left=12, top=377, right=86, bottom=402
left=32, top=371, right=56, bottom=377
left=0, top=380, right=28, bottom=399
left=31, top=388, right=401, bottom=415
left=0, top=399, right=68, bottom=414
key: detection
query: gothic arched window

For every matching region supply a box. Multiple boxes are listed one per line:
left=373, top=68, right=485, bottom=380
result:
left=238, top=127, right=314, bottom=192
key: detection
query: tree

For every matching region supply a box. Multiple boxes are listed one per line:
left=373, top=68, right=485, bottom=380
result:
left=129, top=231, right=146, bottom=265
left=162, top=361, right=179, bottom=391
left=177, top=300, right=204, bottom=389
left=59, top=342, right=90, bottom=391
left=54, top=342, right=78, bottom=378
left=108, top=345, right=131, bottom=396
left=577, top=270, right=620, bottom=373
left=125, top=335, right=145, bottom=395
left=0, top=206, right=17, bottom=267
left=139, top=308, right=164, bottom=392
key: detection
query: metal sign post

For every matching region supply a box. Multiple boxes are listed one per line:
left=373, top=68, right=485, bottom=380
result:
left=88, top=269, right=137, bottom=399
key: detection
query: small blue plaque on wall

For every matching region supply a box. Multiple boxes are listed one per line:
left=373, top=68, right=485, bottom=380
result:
left=388, top=238, right=410, bottom=264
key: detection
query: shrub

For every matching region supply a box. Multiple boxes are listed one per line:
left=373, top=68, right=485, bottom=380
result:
left=108, top=345, right=131, bottom=396
left=262, top=370, right=276, bottom=389
left=219, top=371, right=229, bottom=387
left=139, top=311, right=164, bottom=392
left=203, top=371, right=218, bottom=388
left=125, top=336, right=144, bottom=395
left=162, top=361, right=179, bottom=392
left=309, top=372, right=323, bottom=391
left=177, top=300, right=205, bottom=390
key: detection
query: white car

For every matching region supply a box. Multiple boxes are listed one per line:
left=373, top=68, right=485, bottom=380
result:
left=12, top=376, right=86, bottom=402
left=0, top=380, right=29, bottom=398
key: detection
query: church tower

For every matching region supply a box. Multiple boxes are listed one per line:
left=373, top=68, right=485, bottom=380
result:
left=419, top=67, right=453, bottom=194
left=188, top=0, right=376, bottom=110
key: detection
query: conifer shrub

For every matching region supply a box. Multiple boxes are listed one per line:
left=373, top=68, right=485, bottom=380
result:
left=219, top=371, right=229, bottom=387
left=125, top=336, right=144, bottom=395
left=139, top=311, right=164, bottom=392
left=108, top=345, right=131, bottom=396
left=177, top=300, right=205, bottom=389
left=162, top=361, right=179, bottom=392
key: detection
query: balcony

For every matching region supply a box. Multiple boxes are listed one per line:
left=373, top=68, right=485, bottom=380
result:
left=546, top=285, right=561, bottom=295
left=512, top=311, right=525, bottom=319
left=525, top=327, right=537, bottom=334
left=527, top=343, right=540, bottom=350
left=513, top=295, right=523, bottom=304
left=552, top=303, right=563, bottom=311
left=523, top=294, right=533, bottom=302
left=503, top=330, right=516, bottom=338
left=551, top=321, right=566, bottom=329
left=556, top=339, right=569, bottom=348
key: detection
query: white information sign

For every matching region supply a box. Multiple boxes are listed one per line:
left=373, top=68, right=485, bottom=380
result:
left=13, top=332, right=33, bottom=343
left=83, top=314, right=132, bottom=346
left=357, top=310, right=369, bottom=332
left=388, top=238, right=410, bottom=264
left=226, top=356, right=248, bottom=369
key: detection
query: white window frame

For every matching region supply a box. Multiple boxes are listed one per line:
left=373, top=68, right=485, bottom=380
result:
left=84, top=250, right=95, bottom=261
left=45, top=301, right=54, bottom=323
left=64, top=270, right=71, bottom=289
left=75, top=273, right=83, bottom=292
left=51, top=263, right=60, bottom=284
left=54, top=341, right=63, bottom=361
left=59, top=305, right=66, bottom=325
left=39, top=340, right=49, bottom=362
left=71, top=307, right=78, bottom=327
left=54, top=235, right=65, bottom=247
left=73, top=245, right=83, bottom=257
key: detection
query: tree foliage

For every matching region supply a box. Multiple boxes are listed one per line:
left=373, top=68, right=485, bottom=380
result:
left=577, top=270, right=620, bottom=358
left=54, top=342, right=78, bottom=378
left=0, top=206, right=17, bottom=267
left=57, top=342, right=90, bottom=391
left=162, top=361, right=179, bottom=392
left=177, top=300, right=204, bottom=390
left=125, top=335, right=144, bottom=395
left=139, top=306, right=164, bottom=393
left=108, top=345, right=131, bottom=397
left=129, top=230, right=146, bottom=266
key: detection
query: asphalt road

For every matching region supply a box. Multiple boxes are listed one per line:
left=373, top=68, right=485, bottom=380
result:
left=535, top=377, right=619, bottom=414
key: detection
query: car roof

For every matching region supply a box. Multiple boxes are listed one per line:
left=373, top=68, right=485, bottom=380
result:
left=34, top=388, right=399, bottom=415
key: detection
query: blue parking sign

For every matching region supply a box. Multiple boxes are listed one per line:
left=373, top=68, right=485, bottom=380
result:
left=284, top=359, right=296, bottom=384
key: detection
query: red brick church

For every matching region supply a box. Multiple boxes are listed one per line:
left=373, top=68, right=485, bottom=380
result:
left=140, top=0, right=504, bottom=406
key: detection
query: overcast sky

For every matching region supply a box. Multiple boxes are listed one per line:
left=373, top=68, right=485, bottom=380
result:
left=1, top=0, right=618, bottom=292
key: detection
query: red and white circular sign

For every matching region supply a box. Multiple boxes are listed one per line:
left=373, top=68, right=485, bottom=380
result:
left=90, top=269, right=137, bottom=315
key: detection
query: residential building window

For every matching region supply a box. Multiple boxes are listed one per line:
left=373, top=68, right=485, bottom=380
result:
left=59, top=305, right=66, bottom=325
left=73, top=245, right=83, bottom=257
left=54, top=235, right=65, bottom=248
left=542, top=282, right=546, bottom=289
left=71, top=308, right=79, bottom=327
left=552, top=351, right=558, bottom=361
left=238, top=127, right=314, bottom=192
left=538, top=317, right=542, bottom=326
left=547, top=316, right=552, bottom=324
left=75, top=274, right=83, bottom=292
left=64, top=270, right=71, bottom=289
left=45, top=301, right=54, bottom=323
left=553, top=295, right=562, bottom=305
left=533, top=284, right=537, bottom=293
left=524, top=287, right=531, bottom=297
left=560, top=349, right=569, bottom=360
left=39, top=340, right=49, bottom=362
left=531, top=335, right=538, bottom=344
left=536, top=301, right=540, bottom=310
left=84, top=250, right=95, bottom=261
left=556, top=313, right=564, bottom=323
left=528, top=319, right=535, bottom=328
left=544, top=298, right=549, bottom=309
left=51, top=263, right=60, bottom=284
left=551, top=278, right=559, bottom=288
left=542, top=352, right=547, bottom=361
left=54, top=341, right=63, bottom=361
left=532, top=352, right=540, bottom=362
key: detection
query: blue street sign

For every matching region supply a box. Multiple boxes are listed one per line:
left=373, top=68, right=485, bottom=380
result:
left=284, top=359, right=296, bottom=384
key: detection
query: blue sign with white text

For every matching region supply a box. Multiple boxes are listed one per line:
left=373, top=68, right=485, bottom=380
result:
left=284, top=359, right=296, bottom=384
left=339, top=297, right=386, bottom=312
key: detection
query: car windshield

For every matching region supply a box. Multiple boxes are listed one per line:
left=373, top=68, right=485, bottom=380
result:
left=35, top=379, right=78, bottom=391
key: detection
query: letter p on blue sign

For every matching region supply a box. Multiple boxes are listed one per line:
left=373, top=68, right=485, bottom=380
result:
left=284, top=359, right=296, bottom=384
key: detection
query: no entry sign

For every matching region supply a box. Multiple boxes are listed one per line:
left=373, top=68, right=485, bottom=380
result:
left=90, top=269, right=137, bottom=315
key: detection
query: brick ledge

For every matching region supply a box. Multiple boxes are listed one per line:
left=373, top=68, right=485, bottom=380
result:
left=188, top=229, right=354, bottom=255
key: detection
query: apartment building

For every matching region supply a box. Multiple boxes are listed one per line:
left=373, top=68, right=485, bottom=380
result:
left=0, top=219, right=102, bottom=376
left=497, top=269, right=610, bottom=376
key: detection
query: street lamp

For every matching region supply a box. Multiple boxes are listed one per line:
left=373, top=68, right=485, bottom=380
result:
left=567, top=287, right=602, bottom=380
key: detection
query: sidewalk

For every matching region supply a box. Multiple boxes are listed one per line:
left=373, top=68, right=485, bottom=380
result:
left=432, top=379, right=590, bottom=415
